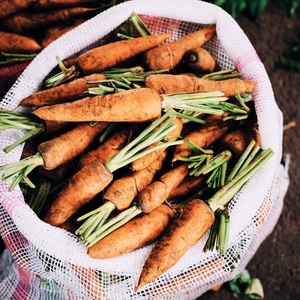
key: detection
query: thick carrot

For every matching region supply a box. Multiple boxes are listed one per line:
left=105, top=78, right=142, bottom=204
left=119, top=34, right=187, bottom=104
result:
left=32, top=88, right=162, bottom=122
left=103, top=150, right=167, bottom=211
left=88, top=204, right=175, bottom=259
left=145, top=74, right=257, bottom=97
left=137, top=163, right=189, bottom=213
left=172, top=115, right=236, bottom=161
left=78, top=125, right=133, bottom=168
left=143, top=25, right=216, bottom=71
left=167, top=175, right=206, bottom=200
left=43, top=159, right=113, bottom=226
left=135, top=198, right=215, bottom=290
left=20, top=73, right=106, bottom=107
left=76, top=33, right=170, bottom=74
left=0, top=31, right=42, bottom=54
left=0, top=0, right=36, bottom=19
left=183, top=47, right=218, bottom=73
left=0, top=7, right=96, bottom=34
left=131, top=117, right=183, bottom=171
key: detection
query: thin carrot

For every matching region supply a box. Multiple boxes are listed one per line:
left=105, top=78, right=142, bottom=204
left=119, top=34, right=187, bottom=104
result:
left=131, top=117, right=183, bottom=171
left=143, top=25, right=216, bottom=71
left=0, top=0, right=36, bottom=19
left=20, top=73, right=106, bottom=107
left=78, top=125, right=133, bottom=168
left=76, top=33, right=171, bottom=74
left=172, top=115, right=236, bottom=161
left=32, top=87, right=162, bottom=122
left=35, top=0, right=101, bottom=9
left=182, top=47, right=218, bottom=73
left=145, top=74, right=257, bottom=97
left=0, top=31, right=42, bottom=54
left=137, top=163, right=189, bottom=213
left=43, top=159, right=113, bottom=226
left=88, top=204, right=175, bottom=259
left=0, top=121, right=108, bottom=190
left=135, top=198, right=215, bottom=291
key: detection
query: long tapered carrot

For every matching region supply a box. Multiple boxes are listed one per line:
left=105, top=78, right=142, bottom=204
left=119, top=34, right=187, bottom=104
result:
left=131, top=117, right=183, bottom=171
left=35, top=0, right=100, bottom=9
left=88, top=204, right=175, bottom=259
left=20, top=73, right=106, bottom=107
left=43, top=159, right=113, bottom=226
left=143, top=25, right=216, bottom=71
left=137, top=163, right=189, bottom=213
left=135, top=198, right=215, bottom=290
left=0, top=0, right=36, bottom=19
left=32, top=88, right=162, bottom=122
left=172, top=115, right=235, bottom=161
left=145, top=74, right=257, bottom=97
left=76, top=33, right=170, bottom=74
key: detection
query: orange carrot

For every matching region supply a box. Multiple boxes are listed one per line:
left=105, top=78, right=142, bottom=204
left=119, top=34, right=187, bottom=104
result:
left=88, top=203, right=175, bottom=259
left=76, top=33, right=170, bottom=74
left=43, top=159, right=113, bottom=226
left=137, top=163, right=189, bottom=213
left=145, top=74, right=257, bottom=97
left=102, top=150, right=167, bottom=211
left=131, top=117, right=183, bottom=171
left=135, top=198, right=215, bottom=290
left=143, top=25, right=216, bottom=71
left=0, top=0, right=36, bottom=19
left=32, top=88, right=162, bottom=123
left=172, top=115, right=236, bottom=161
left=78, top=125, right=133, bottom=168
left=20, top=73, right=106, bottom=107
left=35, top=0, right=100, bottom=9
left=183, top=47, right=218, bottom=73
left=0, top=31, right=41, bottom=54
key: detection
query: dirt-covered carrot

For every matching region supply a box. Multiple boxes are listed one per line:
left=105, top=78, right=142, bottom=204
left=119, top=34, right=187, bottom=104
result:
left=32, top=88, right=162, bottom=122
left=0, top=0, right=36, bottom=19
left=42, top=113, right=182, bottom=227
left=144, top=25, right=216, bottom=71
left=0, top=121, right=108, bottom=190
left=183, top=47, right=218, bottom=73
left=88, top=204, right=175, bottom=259
left=78, top=125, right=133, bottom=168
left=145, top=74, right=257, bottom=97
left=76, top=33, right=171, bottom=74
left=0, top=7, right=98, bottom=34
left=131, top=117, right=183, bottom=171
left=0, top=31, right=42, bottom=54
left=20, top=73, right=106, bottom=107
left=137, top=163, right=189, bottom=213
left=172, top=115, right=236, bottom=161
left=135, top=198, right=215, bottom=290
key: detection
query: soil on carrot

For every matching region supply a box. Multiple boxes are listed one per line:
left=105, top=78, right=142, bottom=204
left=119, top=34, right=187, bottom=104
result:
left=0, top=3, right=299, bottom=300
left=200, top=3, right=300, bottom=300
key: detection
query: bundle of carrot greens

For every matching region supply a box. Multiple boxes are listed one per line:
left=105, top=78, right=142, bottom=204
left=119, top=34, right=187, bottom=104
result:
left=0, top=11, right=274, bottom=291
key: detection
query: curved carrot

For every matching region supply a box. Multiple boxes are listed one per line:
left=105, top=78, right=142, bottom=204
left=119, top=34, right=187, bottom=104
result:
left=144, top=25, right=216, bottom=71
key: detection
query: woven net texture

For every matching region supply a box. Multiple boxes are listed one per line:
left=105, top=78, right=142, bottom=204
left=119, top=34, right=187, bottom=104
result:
left=0, top=0, right=285, bottom=299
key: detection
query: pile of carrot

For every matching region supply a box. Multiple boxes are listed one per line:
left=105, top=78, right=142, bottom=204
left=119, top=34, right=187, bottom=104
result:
left=0, top=12, right=274, bottom=293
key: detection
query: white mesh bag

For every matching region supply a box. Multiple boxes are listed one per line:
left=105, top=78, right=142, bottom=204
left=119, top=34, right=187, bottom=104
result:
left=0, top=0, right=286, bottom=299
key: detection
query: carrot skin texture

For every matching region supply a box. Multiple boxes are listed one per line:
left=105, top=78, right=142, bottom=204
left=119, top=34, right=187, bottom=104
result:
left=20, top=73, right=106, bottom=107
left=88, top=204, right=175, bottom=259
left=144, top=25, right=216, bottom=71
left=137, top=164, right=189, bottom=213
left=0, top=0, right=36, bottom=19
left=38, top=122, right=108, bottom=170
left=135, top=199, right=215, bottom=290
left=103, top=151, right=167, bottom=211
left=0, top=31, right=41, bottom=53
left=145, top=74, right=257, bottom=97
left=76, top=33, right=171, bottom=74
left=131, top=117, right=183, bottom=171
left=32, top=88, right=162, bottom=122
left=43, top=160, right=113, bottom=226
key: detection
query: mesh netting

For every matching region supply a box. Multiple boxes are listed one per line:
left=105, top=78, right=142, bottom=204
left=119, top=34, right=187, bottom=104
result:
left=0, top=0, right=285, bottom=299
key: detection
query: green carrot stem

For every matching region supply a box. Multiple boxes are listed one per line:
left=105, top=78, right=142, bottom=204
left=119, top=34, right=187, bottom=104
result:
left=129, top=12, right=151, bottom=37
left=201, top=68, right=241, bottom=80
left=217, top=210, right=230, bottom=254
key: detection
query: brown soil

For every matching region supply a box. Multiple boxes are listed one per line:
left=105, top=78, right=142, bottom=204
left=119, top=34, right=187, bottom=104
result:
left=200, top=3, right=300, bottom=300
